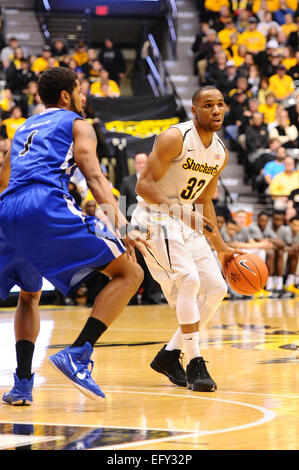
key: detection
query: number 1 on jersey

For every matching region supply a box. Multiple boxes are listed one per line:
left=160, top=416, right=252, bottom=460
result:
left=19, top=130, right=38, bottom=156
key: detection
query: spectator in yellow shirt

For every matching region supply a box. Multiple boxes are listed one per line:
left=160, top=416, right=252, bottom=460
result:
left=90, top=69, right=121, bottom=97
left=238, top=17, right=266, bottom=54
left=2, top=106, right=26, bottom=140
left=268, top=64, right=295, bottom=100
left=31, top=45, right=59, bottom=75
left=72, top=42, right=88, bottom=67
left=218, top=18, right=237, bottom=49
left=281, top=13, right=297, bottom=37
left=269, top=156, right=299, bottom=208
left=258, top=92, right=278, bottom=124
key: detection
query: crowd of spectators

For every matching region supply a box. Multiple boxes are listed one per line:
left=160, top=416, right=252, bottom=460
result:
left=0, top=35, right=126, bottom=154
left=192, top=0, right=299, bottom=298
left=193, top=0, right=299, bottom=195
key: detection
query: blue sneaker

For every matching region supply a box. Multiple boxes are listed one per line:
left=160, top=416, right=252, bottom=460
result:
left=48, top=342, right=105, bottom=401
left=2, top=372, right=34, bottom=406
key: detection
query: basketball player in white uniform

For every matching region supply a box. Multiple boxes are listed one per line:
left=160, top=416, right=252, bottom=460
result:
left=131, top=86, right=243, bottom=391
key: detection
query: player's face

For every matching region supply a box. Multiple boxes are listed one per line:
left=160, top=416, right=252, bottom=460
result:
left=192, top=90, right=225, bottom=132
left=70, top=80, right=85, bottom=116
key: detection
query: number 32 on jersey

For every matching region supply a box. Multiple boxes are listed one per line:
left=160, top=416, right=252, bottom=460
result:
left=180, top=177, right=206, bottom=200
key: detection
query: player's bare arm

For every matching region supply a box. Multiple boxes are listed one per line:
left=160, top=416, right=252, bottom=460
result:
left=136, top=128, right=215, bottom=233
left=73, top=118, right=149, bottom=259
left=0, top=149, right=11, bottom=194
left=194, top=149, right=243, bottom=275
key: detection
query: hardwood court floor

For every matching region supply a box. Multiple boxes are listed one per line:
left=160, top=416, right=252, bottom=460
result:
left=0, top=297, right=298, bottom=451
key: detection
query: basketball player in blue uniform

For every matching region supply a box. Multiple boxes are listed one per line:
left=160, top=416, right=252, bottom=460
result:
left=0, top=67, right=149, bottom=404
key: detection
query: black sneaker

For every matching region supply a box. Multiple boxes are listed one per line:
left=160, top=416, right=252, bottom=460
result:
left=186, top=357, right=217, bottom=392
left=150, top=345, right=186, bottom=387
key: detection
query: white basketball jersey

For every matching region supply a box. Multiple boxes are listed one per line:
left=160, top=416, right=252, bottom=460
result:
left=152, top=120, right=226, bottom=205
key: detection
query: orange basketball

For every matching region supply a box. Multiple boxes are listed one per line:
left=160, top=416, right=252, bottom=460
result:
left=226, top=253, right=269, bottom=295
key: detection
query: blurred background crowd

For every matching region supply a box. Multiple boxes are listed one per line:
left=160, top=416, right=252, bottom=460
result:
left=1, top=0, right=299, bottom=304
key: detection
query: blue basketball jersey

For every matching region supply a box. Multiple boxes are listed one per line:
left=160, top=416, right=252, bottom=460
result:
left=1, top=107, right=82, bottom=198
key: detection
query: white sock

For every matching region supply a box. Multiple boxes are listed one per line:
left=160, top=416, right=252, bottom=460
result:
left=285, top=274, right=295, bottom=287
left=266, top=276, right=274, bottom=291
left=182, top=331, right=200, bottom=364
left=276, top=276, right=283, bottom=291
left=166, top=328, right=182, bottom=351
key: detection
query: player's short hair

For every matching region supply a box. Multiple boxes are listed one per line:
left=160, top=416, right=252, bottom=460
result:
left=192, top=86, right=220, bottom=104
left=257, top=211, right=268, bottom=218
left=289, top=215, right=299, bottom=223
left=227, top=220, right=237, bottom=225
left=37, top=67, right=78, bottom=106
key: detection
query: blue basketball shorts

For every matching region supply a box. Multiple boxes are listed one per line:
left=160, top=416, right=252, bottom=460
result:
left=0, top=185, right=126, bottom=299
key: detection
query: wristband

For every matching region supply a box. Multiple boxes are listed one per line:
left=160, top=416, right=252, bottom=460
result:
left=204, top=224, right=213, bottom=233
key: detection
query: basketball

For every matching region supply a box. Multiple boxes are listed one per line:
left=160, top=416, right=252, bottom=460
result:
left=226, top=253, right=268, bottom=295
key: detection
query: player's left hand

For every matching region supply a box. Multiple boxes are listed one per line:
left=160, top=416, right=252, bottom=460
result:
left=119, top=225, right=152, bottom=262
left=218, top=247, right=245, bottom=277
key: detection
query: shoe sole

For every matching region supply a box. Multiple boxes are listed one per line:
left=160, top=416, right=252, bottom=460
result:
left=48, top=357, right=105, bottom=402
left=187, top=383, right=217, bottom=392
left=2, top=399, right=31, bottom=406
left=150, top=362, right=187, bottom=387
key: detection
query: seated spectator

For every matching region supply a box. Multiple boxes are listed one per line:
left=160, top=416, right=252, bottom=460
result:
left=258, top=92, right=278, bottom=124
left=213, top=5, right=231, bottom=31
left=228, top=76, right=252, bottom=104
left=258, top=77, right=272, bottom=105
left=31, top=45, right=59, bottom=76
left=81, top=48, right=102, bottom=79
left=68, top=181, right=82, bottom=206
left=0, top=37, right=19, bottom=70
left=0, top=88, right=15, bottom=118
left=274, top=0, right=295, bottom=25
left=218, top=17, right=237, bottom=49
left=269, top=155, right=299, bottom=207
left=287, top=49, right=299, bottom=80
left=247, top=64, right=261, bottom=95
left=236, top=52, right=255, bottom=79
left=284, top=215, right=299, bottom=295
left=268, top=64, right=295, bottom=100
left=269, top=107, right=298, bottom=147
left=281, top=45, right=297, bottom=69
left=220, top=216, right=271, bottom=266
left=87, top=59, right=103, bottom=82
left=202, top=0, right=230, bottom=24
left=5, top=58, right=36, bottom=95
left=287, top=15, right=299, bottom=51
left=248, top=211, right=287, bottom=296
left=194, top=29, right=219, bottom=85
left=212, top=184, right=232, bottom=222
left=225, top=42, right=247, bottom=68
left=2, top=106, right=26, bottom=140
left=288, top=183, right=299, bottom=214
left=98, top=37, right=126, bottom=85
left=257, top=10, right=281, bottom=36
left=235, top=8, right=251, bottom=33
left=216, top=60, right=239, bottom=101
left=256, top=145, right=286, bottom=192
left=206, top=51, right=227, bottom=85
left=50, top=38, right=69, bottom=60
left=281, top=12, right=297, bottom=37
left=224, top=91, right=248, bottom=144
left=238, top=17, right=266, bottom=55
left=72, top=41, right=88, bottom=67
left=90, top=69, right=121, bottom=97
left=245, top=111, right=269, bottom=155
left=265, top=209, right=297, bottom=295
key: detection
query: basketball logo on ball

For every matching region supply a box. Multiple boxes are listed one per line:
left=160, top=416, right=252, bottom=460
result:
left=227, top=254, right=269, bottom=295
